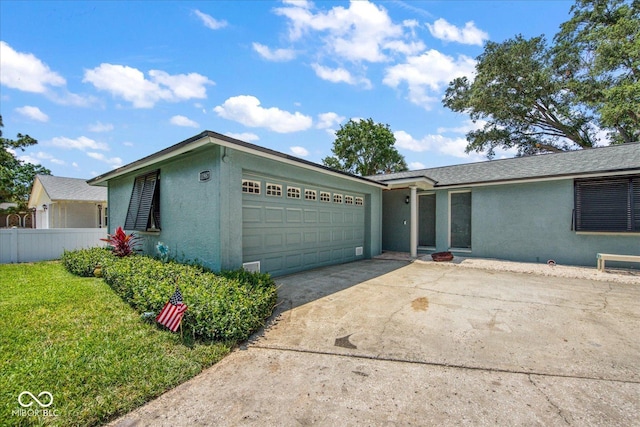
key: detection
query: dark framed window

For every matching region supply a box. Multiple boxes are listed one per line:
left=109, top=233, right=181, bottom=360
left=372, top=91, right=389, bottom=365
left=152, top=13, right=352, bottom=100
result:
left=575, top=176, right=640, bottom=232
left=450, top=191, right=471, bottom=249
left=419, top=194, right=436, bottom=247
left=124, top=170, right=160, bottom=231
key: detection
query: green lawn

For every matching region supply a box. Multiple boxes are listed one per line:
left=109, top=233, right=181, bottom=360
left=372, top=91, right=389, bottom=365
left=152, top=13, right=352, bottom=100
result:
left=0, top=262, right=231, bottom=427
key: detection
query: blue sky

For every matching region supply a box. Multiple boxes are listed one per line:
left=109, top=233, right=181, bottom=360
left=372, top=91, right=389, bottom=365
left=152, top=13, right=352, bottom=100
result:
left=1, top=0, right=575, bottom=179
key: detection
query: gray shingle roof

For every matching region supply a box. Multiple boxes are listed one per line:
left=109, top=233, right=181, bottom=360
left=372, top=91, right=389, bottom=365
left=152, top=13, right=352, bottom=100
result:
left=369, top=143, right=640, bottom=187
left=37, top=175, right=107, bottom=201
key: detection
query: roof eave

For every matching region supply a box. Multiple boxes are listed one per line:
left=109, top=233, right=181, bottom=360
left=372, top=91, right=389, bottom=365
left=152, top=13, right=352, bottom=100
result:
left=87, top=131, right=388, bottom=189
left=433, top=167, right=640, bottom=189
left=377, top=176, right=436, bottom=190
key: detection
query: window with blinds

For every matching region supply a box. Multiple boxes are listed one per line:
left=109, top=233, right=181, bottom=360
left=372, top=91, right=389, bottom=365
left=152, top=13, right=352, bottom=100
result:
left=575, top=176, right=640, bottom=232
left=124, top=170, right=160, bottom=231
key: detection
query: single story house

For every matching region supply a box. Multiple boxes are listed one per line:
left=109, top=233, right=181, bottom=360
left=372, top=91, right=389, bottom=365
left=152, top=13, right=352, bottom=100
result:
left=88, top=131, right=639, bottom=276
left=369, top=143, right=640, bottom=267
left=87, top=131, right=385, bottom=276
left=28, top=175, right=108, bottom=229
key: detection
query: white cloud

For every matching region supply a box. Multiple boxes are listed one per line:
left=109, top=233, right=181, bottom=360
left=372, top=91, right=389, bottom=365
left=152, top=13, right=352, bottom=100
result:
left=383, top=50, right=476, bottom=109
left=88, top=121, right=114, bottom=132
left=253, top=43, right=296, bottom=62
left=437, top=119, right=486, bottom=135
left=395, top=129, right=517, bottom=161
left=316, top=112, right=345, bottom=129
left=49, top=136, right=109, bottom=151
left=311, top=64, right=372, bottom=88
left=290, top=146, right=309, bottom=157
left=274, top=0, right=417, bottom=63
left=87, top=152, right=123, bottom=168
left=193, top=9, right=227, bottom=30
left=0, top=41, right=65, bottom=93
left=15, top=106, right=49, bottom=122
left=409, top=161, right=425, bottom=170
left=34, top=151, right=66, bottom=165
left=225, top=132, right=260, bottom=142
left=83, top=64, right=214, bottom=108
left=395, top=130, right=473, bottom=159
left=17, top=154, right=41, bottom=165
left=427, top=18, right=488, bottom=46
left=169, top=115, right=199, bottom=128
left=214, top=95, right=312, bottom=133
left=123, top=142, right=134, bottom=147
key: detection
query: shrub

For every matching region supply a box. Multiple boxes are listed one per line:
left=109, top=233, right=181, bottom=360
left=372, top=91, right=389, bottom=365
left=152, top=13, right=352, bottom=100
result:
left=61, top=247, right=116, bottom=277
left=101, top=226, right=140, bottom=257
left=97, top=257, right=277, bottom=341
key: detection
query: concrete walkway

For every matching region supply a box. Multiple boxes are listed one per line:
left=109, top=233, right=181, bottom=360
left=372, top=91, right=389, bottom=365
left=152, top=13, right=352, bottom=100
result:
left=111, top=260, right=640, bottom=426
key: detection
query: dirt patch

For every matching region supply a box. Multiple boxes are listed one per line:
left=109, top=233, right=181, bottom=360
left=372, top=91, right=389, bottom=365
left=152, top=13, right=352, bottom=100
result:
left=411, top=297, right=429, bottom=311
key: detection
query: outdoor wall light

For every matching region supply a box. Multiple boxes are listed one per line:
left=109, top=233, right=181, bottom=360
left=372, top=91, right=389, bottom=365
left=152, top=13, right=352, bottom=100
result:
left=405, top=196, right=410, bottom=204
left=42, top=204, right=48, bottom=211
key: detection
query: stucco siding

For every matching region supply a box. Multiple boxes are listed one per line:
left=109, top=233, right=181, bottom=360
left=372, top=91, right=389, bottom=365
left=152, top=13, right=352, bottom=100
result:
left=108, top=146, right=222, bottom=270
left=106, top=143, right=382, bottom=274
left=382, top=180, right=639, bottom=267
left=470, top=180, right=639, bottom=266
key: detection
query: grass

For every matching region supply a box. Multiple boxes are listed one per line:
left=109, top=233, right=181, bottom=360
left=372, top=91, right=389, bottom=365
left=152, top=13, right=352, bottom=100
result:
left=0, top=262, right=232, bottom=427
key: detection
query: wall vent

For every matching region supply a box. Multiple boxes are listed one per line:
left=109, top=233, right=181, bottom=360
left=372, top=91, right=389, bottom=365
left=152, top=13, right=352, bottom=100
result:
left=355, top=246, right=363, bottom=256
left=242, top=261, right=261, bottom=273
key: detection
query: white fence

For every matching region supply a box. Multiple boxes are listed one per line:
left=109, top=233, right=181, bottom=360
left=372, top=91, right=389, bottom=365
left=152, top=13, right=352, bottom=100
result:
left=0, top=228, right=108, bottom=264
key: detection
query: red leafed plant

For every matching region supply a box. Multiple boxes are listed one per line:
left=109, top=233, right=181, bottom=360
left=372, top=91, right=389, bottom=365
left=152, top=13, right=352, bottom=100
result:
left=101, top=226, right=140, bottom=257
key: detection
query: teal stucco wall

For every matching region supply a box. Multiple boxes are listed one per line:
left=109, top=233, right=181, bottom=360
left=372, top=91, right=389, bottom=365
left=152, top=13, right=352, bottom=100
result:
left=106, top=143, right=382, bottom=274
left=381, top=179, right=639, bottom=267
left=107, top=145, right=223, bottom=269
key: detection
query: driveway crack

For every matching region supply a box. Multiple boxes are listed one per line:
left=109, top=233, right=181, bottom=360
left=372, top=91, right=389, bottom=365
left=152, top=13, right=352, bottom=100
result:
left=528, top=374, right=571, bottom=425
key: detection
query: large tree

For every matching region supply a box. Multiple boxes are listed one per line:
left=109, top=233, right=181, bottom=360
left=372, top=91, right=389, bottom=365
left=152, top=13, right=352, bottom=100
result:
left=322, top=118, right=408, bottom=176
left=553, top=0, right=640, bottom=144
left=442, top=35, right=597, bottom=158
left=443, top=0, right=639, bottom=157
left=0, top=115, right=51, bottom=206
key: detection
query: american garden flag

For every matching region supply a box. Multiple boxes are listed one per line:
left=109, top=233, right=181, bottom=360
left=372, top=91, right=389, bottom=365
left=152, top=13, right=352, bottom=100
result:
left=156, top=287, right=188, bottom=332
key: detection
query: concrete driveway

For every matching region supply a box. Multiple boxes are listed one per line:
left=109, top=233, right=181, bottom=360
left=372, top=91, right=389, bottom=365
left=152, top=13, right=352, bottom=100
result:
left=112, top=259, right=640, bottom=426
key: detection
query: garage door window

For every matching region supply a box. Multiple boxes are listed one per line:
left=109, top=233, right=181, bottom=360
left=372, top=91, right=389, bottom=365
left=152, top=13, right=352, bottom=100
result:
left=345, top=195, right=354, bottom=205
left=320, top=192, right=331, bottom=202
left=242, top=180, right=261, bottom=194
left=305, top=189, right=317, bottom=201
left=266, top=183, right=282, bottom=197
left=287, top=187, right=301, bottom=199
left=333, top=194, right=343, bottom=204
left=355, top=197, right=364, bottom=206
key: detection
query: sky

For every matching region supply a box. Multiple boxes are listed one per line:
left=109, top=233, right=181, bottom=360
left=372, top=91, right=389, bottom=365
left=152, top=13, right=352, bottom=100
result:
left=1, top=0, right=576, bottom=179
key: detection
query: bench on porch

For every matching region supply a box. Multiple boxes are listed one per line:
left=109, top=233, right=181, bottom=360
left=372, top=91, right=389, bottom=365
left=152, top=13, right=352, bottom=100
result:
left=596, top=253, right=640, bottom=272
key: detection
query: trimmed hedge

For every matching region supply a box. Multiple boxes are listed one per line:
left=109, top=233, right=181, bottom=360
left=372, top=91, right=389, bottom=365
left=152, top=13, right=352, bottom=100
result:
left=62, top=249, right=277, bottom=341
left=61, top=247, right=115, bottom=277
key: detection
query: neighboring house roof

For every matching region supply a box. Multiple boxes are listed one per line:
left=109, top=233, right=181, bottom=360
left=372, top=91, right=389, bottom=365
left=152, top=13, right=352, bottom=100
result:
left=370, top=143, right=640, bottom=188
left=30, top=175, right=107, bottom=204
left=87, top=131, right=387, bottom=188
